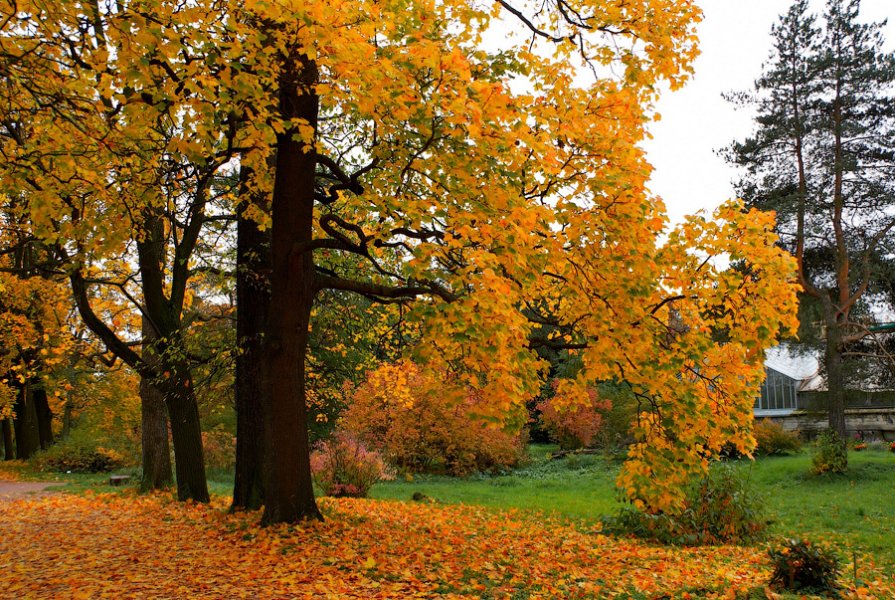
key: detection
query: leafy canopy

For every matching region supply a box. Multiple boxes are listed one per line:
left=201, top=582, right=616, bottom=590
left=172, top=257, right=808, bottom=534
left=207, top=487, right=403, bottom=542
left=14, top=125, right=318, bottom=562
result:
left=0, top=0, right=799, bottom=512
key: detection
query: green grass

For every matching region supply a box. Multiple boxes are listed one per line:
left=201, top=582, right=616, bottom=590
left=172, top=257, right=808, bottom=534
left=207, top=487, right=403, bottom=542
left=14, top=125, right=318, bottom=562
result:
left=372, top=445, right=895, bottom=568
left=371, top=447, right=622, bottom=520
left=741, top=451, right=895, bottom=564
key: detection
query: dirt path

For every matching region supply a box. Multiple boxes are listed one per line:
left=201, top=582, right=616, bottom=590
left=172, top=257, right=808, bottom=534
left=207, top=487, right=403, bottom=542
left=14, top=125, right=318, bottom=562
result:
left=0, top=480, right=64, bottom=499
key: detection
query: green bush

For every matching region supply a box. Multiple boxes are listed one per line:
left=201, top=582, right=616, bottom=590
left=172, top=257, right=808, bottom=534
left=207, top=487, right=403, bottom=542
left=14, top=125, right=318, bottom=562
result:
left=753, top=419, right=801, bottom=456
left=34, top=439, right=126, bottom=473
left=812, top=429, right=847, bottom=475
left=768, top=538, right=841, bottom=595
left=606, top=464, right=766, bottom=546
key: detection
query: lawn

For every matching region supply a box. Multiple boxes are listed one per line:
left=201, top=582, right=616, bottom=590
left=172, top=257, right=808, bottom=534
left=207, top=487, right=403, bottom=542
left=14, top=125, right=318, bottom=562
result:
left=372, top=446, right=895, bottom=569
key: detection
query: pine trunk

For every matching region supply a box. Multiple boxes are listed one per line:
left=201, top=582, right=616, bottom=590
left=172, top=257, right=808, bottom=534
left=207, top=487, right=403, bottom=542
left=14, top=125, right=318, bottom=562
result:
left=825, top=325, right=848, bottom=442
left=261, top=52, right=321, bottom=525
left=232, top=195, right=269, bottom=511
left=140, top=316, right=173, bottom=492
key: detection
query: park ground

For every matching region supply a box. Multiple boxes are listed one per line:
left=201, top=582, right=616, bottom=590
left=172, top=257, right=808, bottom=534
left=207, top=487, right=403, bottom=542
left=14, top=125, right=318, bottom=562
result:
left=1, top=448, right=895, bottom=599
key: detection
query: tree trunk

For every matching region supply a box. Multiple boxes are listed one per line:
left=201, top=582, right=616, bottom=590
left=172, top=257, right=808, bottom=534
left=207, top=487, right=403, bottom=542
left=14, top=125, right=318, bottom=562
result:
left=261, top=52, right=321, bottom=525
left=825, top=324, right=848, bottom=441
left=62, top=399, right=72, bottom=440
left=140, top=316, right=173, bottom=492
left=13, top=383, right=40, bottom=459
left=232, top=194, right=269, bottom=511
left=33, top=386, right=54, bottom=450
left=162, top=365, right=209, bottom=502
left=2, top=419, right=13, bottom=460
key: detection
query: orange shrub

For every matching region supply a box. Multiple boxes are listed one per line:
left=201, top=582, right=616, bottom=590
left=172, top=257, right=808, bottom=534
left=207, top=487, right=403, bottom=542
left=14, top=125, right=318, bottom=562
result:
left=341, top=361, right=526, bottom=476
left=752, top=418, right=801, bottom=456
left=536, top=383, right=609, bottom=450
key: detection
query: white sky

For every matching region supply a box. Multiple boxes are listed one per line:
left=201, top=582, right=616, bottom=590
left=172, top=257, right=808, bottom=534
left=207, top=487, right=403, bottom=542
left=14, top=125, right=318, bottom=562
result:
left=644, top=0, right=895, bottom=225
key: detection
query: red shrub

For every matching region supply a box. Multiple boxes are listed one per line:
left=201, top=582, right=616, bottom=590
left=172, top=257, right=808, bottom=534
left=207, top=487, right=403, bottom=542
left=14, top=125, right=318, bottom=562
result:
left=536, top=383, right=609, bottom=450
left=310, top=432, right=391, bottom=498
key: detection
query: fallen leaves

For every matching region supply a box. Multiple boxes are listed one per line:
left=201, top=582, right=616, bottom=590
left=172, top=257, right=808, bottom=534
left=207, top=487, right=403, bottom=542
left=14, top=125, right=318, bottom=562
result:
left=0, top=492, right=892, bottom=598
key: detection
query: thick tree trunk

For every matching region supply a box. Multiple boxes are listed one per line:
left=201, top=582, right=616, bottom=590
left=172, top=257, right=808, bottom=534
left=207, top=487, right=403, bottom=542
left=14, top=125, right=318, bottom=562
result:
left=162, top=365, right=209, bottom=502
left=2, top=418, right=13, bottom=460
left=13, top=383, right=40, bottom=459
left=140, top=316, right=173, bottom=492
left=232, top=195, right=269, bottom=511
left=261, top=53, right=321, bottom=525
left=33, top=386, right=53, bottom=450
left=141, top=377, right=173, bottom=491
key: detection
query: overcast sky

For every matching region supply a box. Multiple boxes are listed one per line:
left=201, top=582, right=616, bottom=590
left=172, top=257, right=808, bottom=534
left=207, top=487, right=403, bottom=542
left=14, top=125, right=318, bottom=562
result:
left=644, top=0, right=894, bottom=225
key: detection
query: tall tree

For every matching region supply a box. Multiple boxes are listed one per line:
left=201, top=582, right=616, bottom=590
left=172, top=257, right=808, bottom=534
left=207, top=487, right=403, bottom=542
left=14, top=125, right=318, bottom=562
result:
left=232, top=190, right=269, bottom=511
left=248, top=0, right=797, bottom=522
left=726, top=0, right=895, bottom=444
left=0, top=1, right=245, bottom=501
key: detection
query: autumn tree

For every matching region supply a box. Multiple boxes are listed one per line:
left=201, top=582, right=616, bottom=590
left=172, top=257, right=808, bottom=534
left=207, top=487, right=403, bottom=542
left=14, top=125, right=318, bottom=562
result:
left=241, top=0, right=798, bottom=522
left=0, top=216, right=76, bottom=458
left=0, top=2, right=252, bottom=500
left=726, top=0, right=895, bottom=444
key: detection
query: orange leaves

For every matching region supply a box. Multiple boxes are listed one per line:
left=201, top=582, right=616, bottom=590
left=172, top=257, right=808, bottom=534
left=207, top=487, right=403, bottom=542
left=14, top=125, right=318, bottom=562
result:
left=343, top=361, right=525, bottom=475
left=5, top=492, right=888, bottom=598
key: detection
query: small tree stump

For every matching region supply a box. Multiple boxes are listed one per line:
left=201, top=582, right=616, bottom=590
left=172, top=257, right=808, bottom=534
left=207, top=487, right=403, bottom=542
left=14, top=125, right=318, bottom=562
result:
left=109, top=475, right=132, bottom=486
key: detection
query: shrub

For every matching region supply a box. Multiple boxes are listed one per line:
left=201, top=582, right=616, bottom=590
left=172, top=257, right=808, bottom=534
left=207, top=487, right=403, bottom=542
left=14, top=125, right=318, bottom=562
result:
left=34, top=439, right=126, bottom=473
left=768, top=538, right=841, bottom=595
left=606, top=464, right=766, bottom=546
left=812, top=429, right=847, bottom=475
left=341, top=361, right=526, bottom=476
left=310, top=432, right=391, bottom=498
left=753, top=418, right=801, bottom=456
left=536, top=382, right=610, bottom=450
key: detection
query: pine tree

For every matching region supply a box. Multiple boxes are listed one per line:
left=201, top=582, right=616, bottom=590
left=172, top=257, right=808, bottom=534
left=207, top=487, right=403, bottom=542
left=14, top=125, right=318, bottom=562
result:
left=726, top=0, right=895, bottom=444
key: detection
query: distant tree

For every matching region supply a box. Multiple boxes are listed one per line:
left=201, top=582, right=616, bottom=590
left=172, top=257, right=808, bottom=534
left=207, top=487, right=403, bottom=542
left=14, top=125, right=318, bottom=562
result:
left=726, top=0, right=895, bottom=444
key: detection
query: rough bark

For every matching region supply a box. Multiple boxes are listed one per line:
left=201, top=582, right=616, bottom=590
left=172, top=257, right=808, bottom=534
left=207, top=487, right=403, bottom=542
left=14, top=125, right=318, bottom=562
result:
left=33, top=386, right=53, bottom=450
left=13, top=383, right=40, bottom=459
left=140, top=316, right=173, bottom=492
left=232, top=194, right=269, bottom=511
left=2, top=419, right=13, bottom=460
left=162, top=363, right=209, bottom=502
left=261, top=52, right=322, bottom=525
